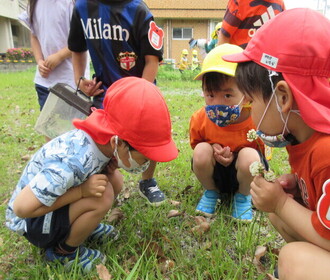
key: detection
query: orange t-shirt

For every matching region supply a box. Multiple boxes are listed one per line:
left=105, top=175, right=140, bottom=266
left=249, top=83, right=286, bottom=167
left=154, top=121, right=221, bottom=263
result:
left=287, top=132, right=330, bottom=240
left=221, top=0, right=285, bottom=48
left=189, top=107, right=264, bottom=154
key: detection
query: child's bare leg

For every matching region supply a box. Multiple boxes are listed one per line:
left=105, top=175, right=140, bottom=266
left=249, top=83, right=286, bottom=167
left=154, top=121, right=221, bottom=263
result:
left=193, top=142, right=220, bottom=216
left=192, top=142, right=217, bottom=190
left=66, top=183, right=114, bottom=247
left=232, top=147, right=260, bottom=221
left=235, top=147, right=260, bottom=195
left=278, top=241, right=330, bottom=280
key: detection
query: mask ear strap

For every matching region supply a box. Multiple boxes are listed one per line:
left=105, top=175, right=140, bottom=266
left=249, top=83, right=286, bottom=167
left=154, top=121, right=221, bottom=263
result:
left=281, top=110, right=291, bottom=135
left=256, top=70, right=280, bottom=130
left=256, top=92, right=275, bottom=130
left=238, top=96, right=245, bottom=105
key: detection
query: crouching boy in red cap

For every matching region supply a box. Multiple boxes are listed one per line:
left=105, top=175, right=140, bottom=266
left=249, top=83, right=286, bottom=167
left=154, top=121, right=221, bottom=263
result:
left=5, top=77, right=178, bottom=272
left=223, top=8, right=330, bottom=280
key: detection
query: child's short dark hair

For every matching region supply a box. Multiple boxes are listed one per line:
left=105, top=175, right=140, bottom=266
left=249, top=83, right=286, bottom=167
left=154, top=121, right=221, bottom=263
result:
left=236, top=62, right=284, bottom=102
left=202, top=72, right=231, bottom=94
left=123, top=140, right=135, bottom=151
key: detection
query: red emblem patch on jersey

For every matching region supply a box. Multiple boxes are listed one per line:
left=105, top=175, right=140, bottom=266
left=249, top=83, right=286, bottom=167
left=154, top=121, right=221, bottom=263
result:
left=317, top=179, right=330, bottom=230
left=118, top=52, right=137, bottom=71
left=148, top=21, right=164, bottom=50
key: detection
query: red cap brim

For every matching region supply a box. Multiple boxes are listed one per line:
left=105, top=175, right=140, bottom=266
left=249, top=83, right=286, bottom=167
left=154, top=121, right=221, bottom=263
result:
left=131, top=138, right=178, bottom=163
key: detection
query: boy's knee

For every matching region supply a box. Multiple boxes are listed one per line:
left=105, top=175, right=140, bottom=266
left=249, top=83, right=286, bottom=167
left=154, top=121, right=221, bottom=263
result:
left=193, top=143, right=213, bottom=166
left=236, top=148, right=259, bottom=176
left=278, top=242, right=305, bottom=279
left=97, top=186, right=114, bottom=213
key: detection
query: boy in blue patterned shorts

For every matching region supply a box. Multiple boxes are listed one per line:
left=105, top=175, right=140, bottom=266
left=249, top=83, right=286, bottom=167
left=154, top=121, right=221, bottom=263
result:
left=5, top=77, right=178, bottom=272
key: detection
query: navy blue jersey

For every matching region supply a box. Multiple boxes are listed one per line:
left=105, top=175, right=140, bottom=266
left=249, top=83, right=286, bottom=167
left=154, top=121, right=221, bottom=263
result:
left=68, top=0, right=163, bottom=95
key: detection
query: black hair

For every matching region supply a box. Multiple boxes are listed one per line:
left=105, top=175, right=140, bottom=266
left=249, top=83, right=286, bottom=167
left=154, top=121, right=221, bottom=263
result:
left=235, top=61, right=284, bottom=102
left=28, top=0, right=37, bottom=25
left=202, top=72, right=231, bottom=94
left=122, top=140, right=135, bottom=151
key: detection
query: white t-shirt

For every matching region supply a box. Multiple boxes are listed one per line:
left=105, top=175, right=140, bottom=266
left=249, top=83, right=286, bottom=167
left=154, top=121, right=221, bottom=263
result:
left=19, top=0, right=90, bottom=88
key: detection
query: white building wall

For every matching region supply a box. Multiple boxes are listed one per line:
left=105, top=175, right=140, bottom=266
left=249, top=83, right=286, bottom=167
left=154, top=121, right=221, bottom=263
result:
left=0, top=0, right=29, bottom=53
left=0, top=0, right=20, bottom=19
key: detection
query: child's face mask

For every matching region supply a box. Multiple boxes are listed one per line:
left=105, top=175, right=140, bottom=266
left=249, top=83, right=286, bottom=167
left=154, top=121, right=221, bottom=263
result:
left=113, top=136, right=150, bottom=174
left=256, top=71, right=299, bottom=147
left=205, top=97, right=244, bottom=127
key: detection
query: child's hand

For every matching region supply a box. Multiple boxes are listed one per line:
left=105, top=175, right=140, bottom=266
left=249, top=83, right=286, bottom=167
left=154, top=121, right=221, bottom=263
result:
left=79, top=77, right=104, bottom=97
left=80, top=174, right=108, bottom=198
left=37, top=60, right=51, bottom=78
left=104, top=158, right=118, bottom=175
left=213, top=144, right=234, bottom=167
left=278, top=173, right=301, bottom=200
left=250, top=175, right=288, bottom=214
left=44, top=53, right=62, bottom=70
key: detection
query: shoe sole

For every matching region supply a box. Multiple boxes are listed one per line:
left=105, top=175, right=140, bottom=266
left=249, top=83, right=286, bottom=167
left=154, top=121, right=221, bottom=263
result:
left=231, top=215, right=253, bottom=223
left=195, top=209, right=215, bottom=218
left=138, top=189, right=166, bottom=207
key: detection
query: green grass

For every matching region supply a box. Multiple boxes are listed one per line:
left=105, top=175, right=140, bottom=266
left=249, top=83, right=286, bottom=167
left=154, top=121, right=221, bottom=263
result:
left=0, top=66, right=289, bottom=279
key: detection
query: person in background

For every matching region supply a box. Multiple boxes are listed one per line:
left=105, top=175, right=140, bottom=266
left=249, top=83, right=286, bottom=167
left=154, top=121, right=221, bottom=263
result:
left=223, top=8, right=330, bottom=279
left=189, top=22, right=222, bottom=58
left=217, top=0, right=285, bottom=49
left=19, top=0, right=89, bottom=111
left=68, top=0, right=166, bottom=206
left=191, top=49, right=200, bottom=71
left=18, top=0, right=89, bottom=141
left=179, top=49, right=189, bottom=73
left=189, top=44, right=265, bottom=221
left=5, top=77, right=178, bottom=273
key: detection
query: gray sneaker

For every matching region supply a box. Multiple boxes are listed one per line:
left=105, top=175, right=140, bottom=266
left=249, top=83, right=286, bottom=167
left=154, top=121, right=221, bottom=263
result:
left=139, top=178, right=165, bottom=206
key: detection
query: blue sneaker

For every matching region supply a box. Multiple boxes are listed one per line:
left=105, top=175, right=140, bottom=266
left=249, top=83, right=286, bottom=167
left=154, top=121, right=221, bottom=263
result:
left=232, top=193, right=253, bottom=222
left=139, top=178, right=166, bottom=206
left=45, top=246, right=105, bottom=273
left=196, top=190, right=220, bottom=217
left=87, top=223, right=119, bottom=244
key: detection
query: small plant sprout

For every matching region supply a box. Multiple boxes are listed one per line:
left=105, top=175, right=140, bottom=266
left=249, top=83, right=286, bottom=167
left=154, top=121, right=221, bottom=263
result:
left=249, top=161, right=276, bottom=182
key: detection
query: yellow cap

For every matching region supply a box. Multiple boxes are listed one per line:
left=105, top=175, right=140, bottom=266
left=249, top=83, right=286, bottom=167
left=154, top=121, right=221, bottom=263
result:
left=182, top=49, right=188, bottom=55
left=211, top=22, right=222, bottom=39
left=192, top=49, right=198, bottom=55
left=194, top=43, right=243, bottom=80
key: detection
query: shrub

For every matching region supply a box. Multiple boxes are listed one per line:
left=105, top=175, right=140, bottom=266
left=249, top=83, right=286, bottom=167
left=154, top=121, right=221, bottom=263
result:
left=5, top=48, right=34, bottom=61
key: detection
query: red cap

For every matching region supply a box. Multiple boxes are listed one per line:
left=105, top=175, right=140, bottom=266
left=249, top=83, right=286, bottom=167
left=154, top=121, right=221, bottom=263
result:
left=223, top=8, right=330, bottom=134
left=73, top=77, right=178, bottom=162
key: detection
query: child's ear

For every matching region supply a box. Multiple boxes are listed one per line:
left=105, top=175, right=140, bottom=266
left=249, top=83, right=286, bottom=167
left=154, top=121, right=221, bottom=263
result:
left=110, top=136, right=123, bottom=148
left=110, top=136, right=117, bottom=149
left=275, top=80, right=293, bottom=113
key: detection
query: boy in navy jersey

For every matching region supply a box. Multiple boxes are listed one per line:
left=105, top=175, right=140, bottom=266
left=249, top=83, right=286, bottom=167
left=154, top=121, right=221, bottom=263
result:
left=68, top=0, right=166, bottom=205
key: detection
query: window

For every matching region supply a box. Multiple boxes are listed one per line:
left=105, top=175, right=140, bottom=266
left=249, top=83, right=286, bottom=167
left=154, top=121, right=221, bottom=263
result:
left=173, top=28, right=192, bottom=39
left=11, top=25, right=19, bottom=37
